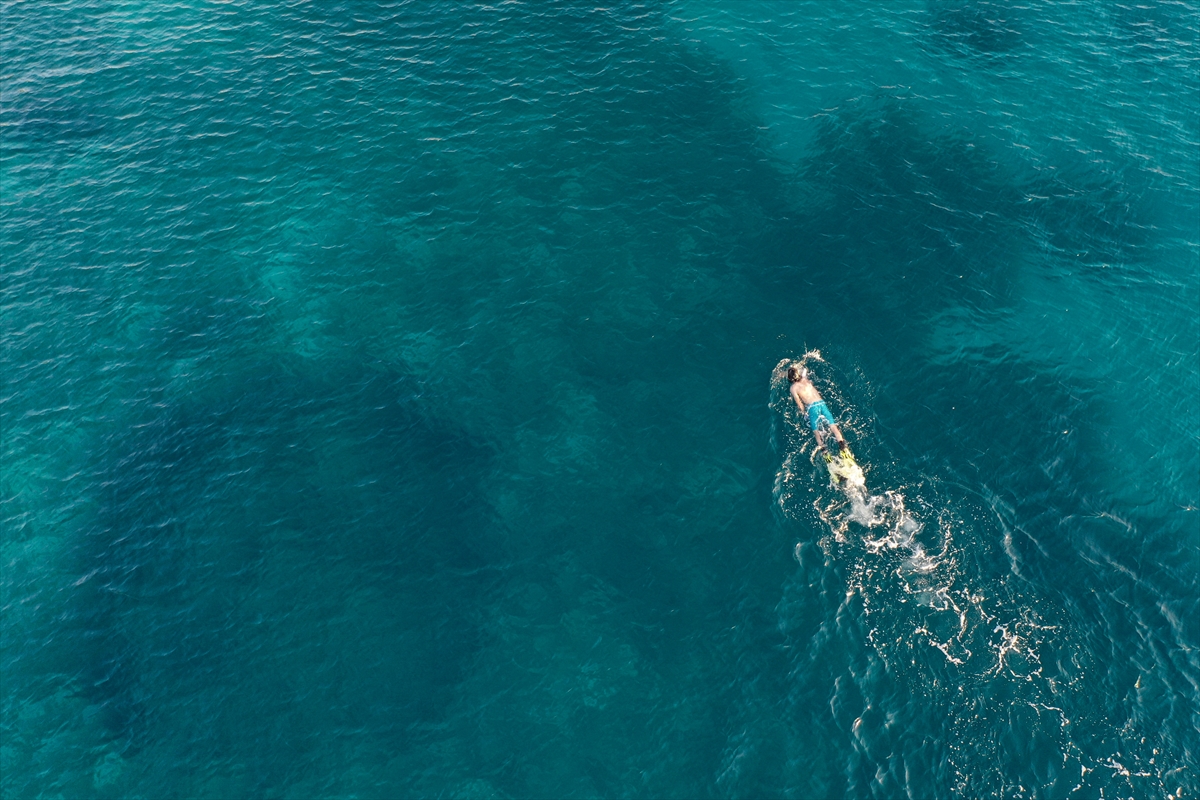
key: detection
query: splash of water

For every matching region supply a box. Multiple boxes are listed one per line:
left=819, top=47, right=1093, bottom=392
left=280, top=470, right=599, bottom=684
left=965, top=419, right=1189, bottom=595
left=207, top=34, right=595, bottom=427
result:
left=772, top=360, right=1181, bottom=797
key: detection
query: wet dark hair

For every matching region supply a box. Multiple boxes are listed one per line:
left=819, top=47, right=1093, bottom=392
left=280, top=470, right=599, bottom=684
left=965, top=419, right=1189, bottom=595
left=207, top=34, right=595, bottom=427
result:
left=788, top=365, right=807, bottom=382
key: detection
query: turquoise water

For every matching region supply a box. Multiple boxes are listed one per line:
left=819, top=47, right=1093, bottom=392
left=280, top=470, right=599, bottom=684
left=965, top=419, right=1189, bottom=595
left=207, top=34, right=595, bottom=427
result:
left=2, top=1, right=1197, bottom=797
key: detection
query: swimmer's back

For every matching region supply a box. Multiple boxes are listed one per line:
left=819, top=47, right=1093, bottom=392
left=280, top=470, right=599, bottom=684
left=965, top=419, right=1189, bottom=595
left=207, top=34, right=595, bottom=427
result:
left=790, top=378, right=822, bottom=408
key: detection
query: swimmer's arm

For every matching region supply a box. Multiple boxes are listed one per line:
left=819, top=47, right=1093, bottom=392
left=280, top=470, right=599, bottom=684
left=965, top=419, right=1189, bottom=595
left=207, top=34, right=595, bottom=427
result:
left=789, top=385, right=805, bottom=409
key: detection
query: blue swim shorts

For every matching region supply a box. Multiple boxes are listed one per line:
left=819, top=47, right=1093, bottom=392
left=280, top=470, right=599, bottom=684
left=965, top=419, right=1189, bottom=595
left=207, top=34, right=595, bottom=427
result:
left=807, top=400, right=836, bottom=432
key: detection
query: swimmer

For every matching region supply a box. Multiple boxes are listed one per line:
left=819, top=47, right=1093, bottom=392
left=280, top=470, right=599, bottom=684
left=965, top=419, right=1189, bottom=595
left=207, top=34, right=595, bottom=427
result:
left=788, top=363, right=850, bottom=454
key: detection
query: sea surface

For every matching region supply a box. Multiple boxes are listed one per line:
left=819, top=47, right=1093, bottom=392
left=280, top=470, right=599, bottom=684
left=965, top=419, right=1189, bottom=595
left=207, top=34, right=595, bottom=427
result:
left=2, top=2, right=1197, bottom=798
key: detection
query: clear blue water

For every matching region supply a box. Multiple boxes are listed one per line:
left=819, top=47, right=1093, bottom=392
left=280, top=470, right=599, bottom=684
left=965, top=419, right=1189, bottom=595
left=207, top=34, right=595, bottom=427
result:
left=2, top=2, right=1197, bottom=797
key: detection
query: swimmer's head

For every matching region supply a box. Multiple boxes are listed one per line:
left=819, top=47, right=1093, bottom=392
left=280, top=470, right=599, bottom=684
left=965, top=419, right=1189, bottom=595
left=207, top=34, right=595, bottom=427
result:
left=788, top=364, right=808, bottom=383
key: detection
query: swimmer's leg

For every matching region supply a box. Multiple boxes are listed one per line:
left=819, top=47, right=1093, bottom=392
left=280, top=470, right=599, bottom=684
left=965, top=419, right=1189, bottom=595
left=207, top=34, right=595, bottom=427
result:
left=829, top=423, right=849, bottom=451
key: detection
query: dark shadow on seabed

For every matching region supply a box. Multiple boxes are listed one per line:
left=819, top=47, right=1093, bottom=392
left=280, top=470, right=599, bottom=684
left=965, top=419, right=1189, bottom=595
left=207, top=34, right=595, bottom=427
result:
left=58, top=361, right=503, bottom=780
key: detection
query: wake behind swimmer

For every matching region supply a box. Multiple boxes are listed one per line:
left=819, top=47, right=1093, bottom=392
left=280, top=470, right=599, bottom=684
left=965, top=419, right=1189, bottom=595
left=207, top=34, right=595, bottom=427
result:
left=772, top=365, right=1153, bottom=793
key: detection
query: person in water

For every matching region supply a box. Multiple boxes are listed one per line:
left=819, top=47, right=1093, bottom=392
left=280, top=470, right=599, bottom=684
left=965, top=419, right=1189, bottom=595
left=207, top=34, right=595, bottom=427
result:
left=788, top=364, right=850, bottom=454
